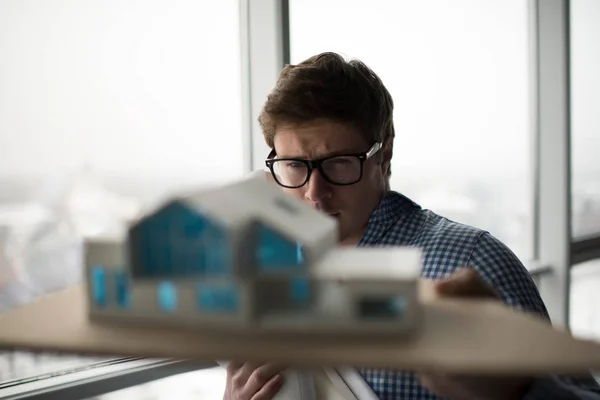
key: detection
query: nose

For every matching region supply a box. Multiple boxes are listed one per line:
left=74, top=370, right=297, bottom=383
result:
left=304, top=170, right=332, bottom=205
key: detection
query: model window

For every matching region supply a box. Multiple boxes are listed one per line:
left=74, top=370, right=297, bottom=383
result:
left=197, top=284, right=239, bottom=313
left=358, top=296, right=407, bottom=319
left=91, top=265, right=107, bottom=308
left=257, top=223, right=305, bottom=270
left=290, top=276, right=310, bottom=304
left=115, top=270, right=131, bottom=309
left=158, top=281, right=177, bottom=312
left=203, top=223, right=231, bottom=276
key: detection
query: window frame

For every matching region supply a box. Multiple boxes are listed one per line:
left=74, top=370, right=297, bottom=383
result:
left=0, top=358, right=214, bottom=400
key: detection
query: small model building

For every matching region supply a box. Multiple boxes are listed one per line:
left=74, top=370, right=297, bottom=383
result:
left=85, top=173, right=423, bottom=335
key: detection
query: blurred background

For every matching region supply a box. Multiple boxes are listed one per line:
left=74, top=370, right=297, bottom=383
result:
left=0, top=0, right=598, bottom=398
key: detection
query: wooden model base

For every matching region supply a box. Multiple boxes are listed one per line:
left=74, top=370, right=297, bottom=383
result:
left=1, top=284, right=600, bottom=376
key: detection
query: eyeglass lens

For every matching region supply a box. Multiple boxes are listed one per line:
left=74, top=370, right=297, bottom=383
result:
left=271, top=156, right=362, bottom=187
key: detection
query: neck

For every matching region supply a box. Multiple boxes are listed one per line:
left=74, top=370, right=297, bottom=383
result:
left=339, top=232, right=363, bottom=247
left=339, top=187, right=387, bottom=247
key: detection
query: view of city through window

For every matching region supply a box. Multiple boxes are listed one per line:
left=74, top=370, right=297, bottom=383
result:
left=571, top=0, right=600, bottom=239
left=569, top=0, right=600, bottom=342
left=0, top=0, right=244, bottom=385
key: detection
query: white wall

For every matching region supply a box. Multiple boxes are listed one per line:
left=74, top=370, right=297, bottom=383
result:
left=0, top=0, right=244, bottom=205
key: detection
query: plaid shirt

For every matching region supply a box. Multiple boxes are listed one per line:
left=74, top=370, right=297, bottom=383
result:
left=357, top=190, right=600, bottom=400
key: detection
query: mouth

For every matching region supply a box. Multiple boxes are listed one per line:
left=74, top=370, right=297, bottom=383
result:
left=328, top=213, right=341, bottom=219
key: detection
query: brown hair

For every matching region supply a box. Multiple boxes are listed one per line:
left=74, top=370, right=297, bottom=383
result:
left=258, top=52, right=395, bottom=176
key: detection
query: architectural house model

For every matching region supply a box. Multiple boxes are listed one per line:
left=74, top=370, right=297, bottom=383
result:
left=84, top=173, right=423, bottom=335
left=2, top=172, right=600, bottom=379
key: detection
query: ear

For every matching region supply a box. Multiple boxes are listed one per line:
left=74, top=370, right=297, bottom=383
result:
left=381, top=136, right=394, bottom=176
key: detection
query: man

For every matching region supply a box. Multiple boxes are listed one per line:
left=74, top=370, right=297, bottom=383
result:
left=223, top=52, right=600, bottom=400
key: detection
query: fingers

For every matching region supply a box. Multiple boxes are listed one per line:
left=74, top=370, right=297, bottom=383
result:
left=228, top=362, right=285, bottom=400
left=226, top=361, right=245, bottom=374
left=230, top=362, right=261, bottom=387
left=250, top=374, right=284, bottom=400
left=434, top=268, right=499, bottom=299
left=244, top=363, right=285, bottom=395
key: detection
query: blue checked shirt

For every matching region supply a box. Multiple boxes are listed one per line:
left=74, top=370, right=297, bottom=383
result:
left=356, top=190, right=600, bottom=400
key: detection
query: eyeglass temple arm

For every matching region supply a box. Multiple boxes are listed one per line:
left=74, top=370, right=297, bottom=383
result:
left=264, top=149, right=276, bottom=172
left=366, top=142, right=383, bottom=158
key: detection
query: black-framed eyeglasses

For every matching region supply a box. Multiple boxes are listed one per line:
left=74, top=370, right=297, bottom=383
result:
left=265, top=142, right=382, bottom=189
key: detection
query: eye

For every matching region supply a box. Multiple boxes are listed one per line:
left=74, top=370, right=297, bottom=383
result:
left=325, top=157, right=354, bottom=167
left=285, top=161, right=305, bottom=169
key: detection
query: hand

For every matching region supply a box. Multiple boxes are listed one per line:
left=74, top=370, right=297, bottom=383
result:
left=418, top=268, right=533, bottom=400
left=223, top=362, right=285, bottom=400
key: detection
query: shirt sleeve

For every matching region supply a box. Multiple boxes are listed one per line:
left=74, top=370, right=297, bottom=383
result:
left=467, top=231, right=549, bottom=319
left=468, top=232, right=600, bottom=398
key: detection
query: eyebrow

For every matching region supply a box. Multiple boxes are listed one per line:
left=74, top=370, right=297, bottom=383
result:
left=273, top=147, right=365, bottom=160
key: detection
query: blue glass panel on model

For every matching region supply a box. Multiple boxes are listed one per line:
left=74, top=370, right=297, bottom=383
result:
left=141, top=227, right=155, bottom=278
left=182, top=213, right=206, bottom=276
left=392, top=297, right=408, bottom=314
left=257, top=224, right=305, bottom=270
left=159, top=211, right=172, bottom=276
left=91, top=265, right=107, bottom=307
left=197, top=284, right=239, bottom=313
left=296, top=242, right=304, bottom=264
left=173, top=202, right=209, bottom=277
left=140, top=210, right=167, bottom=278
left=290, top=276, right=310, bottom=305
left=204, top=220, right=231, bottom=276
left=158, top=281, right=177, bottom=312
left=138, top=201, right=209, bottom=278
left=114, top=270, right=131, bottom=309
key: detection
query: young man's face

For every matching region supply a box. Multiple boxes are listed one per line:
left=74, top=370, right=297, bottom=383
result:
left=272, top=120, right=390, bottom=245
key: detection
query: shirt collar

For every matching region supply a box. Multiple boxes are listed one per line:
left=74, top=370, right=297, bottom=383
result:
left=358, top=190, right=422, bottom=246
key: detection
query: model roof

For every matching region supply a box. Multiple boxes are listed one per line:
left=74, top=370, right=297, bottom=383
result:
left=181, top=172, right=339, bottom=256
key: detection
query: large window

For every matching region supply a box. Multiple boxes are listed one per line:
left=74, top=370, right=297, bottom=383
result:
left=0, top=0, right=242, bottom=388
left=570, top=259, right=600, bottom=341
left=571, top=0, right=600, bottom=239
left=289, top=0, right=533, bottom=260
left=0, top=0, right=243, bottom=209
